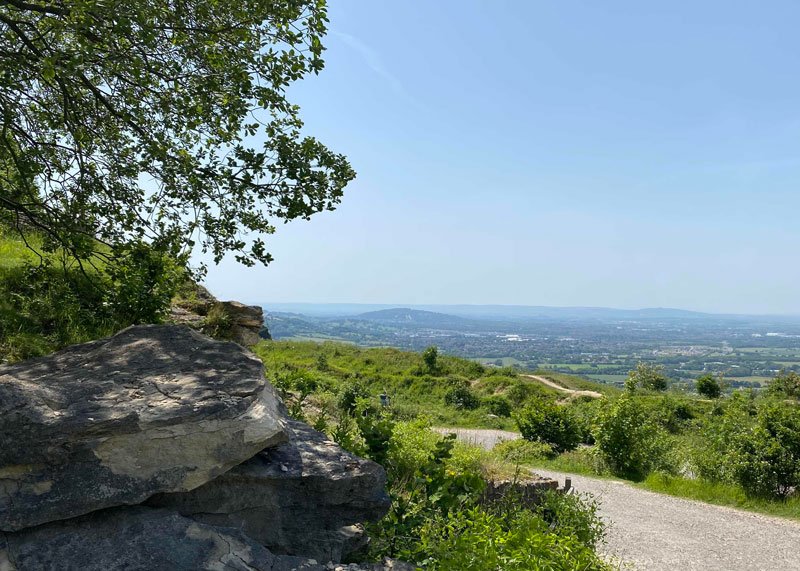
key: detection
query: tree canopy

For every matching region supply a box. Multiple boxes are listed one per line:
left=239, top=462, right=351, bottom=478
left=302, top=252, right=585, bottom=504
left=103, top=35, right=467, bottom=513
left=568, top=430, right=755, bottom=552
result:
left=0, top=0, right=354, bottom=272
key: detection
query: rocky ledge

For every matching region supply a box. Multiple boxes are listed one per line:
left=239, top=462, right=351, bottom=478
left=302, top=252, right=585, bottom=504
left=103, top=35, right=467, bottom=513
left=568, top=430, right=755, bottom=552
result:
left=0, top=325, right=393, bottom=570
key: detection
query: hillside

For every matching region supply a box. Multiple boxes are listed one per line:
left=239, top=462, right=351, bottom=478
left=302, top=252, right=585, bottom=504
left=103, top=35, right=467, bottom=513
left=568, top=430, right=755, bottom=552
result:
left=355, top=307, right=473, bottom=328
left=253, top=339, right=609, bottom=431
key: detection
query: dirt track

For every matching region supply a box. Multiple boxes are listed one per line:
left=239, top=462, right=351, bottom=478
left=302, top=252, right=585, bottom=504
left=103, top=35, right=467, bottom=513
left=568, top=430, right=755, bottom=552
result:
left=522, top=374, right=603, bottom=398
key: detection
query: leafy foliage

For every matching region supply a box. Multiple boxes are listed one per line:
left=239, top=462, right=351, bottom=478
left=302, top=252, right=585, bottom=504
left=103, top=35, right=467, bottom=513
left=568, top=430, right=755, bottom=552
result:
left=422, top=345, right=439, bottom=373
left=492, top=439, right=555, bottom=464
left=594, top=396, right=669, bottom=479
left=0, top=0, right=354, bottom=273
left=695, top=373, right=722, bottom=399
left=0, top=231, right=184, bottom=362
left=515, top=399, right=581, bottom=453
left=768, top=370, right=800, bottom=399
left=626, top=362, right=668, bottom=392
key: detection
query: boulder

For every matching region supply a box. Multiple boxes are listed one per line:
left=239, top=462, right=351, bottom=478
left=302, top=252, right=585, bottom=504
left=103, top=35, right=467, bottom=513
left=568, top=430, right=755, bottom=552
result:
left=0, top=325, right=287, bottom=531
left=0, top=506, right=314, bottom=571
left=0, top=507, right=412, bottom=571
left=218, top=301, right=265, bottom=346
left=149, top=420, right=391, bottom=563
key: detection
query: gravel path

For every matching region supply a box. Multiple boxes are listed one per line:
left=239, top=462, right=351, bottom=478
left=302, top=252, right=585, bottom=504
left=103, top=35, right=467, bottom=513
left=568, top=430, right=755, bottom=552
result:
left=534, top=468, right=800, bottom=571
left=432, top=427, right=520, bottom=449
left=440, top=428, right=800, bottom=570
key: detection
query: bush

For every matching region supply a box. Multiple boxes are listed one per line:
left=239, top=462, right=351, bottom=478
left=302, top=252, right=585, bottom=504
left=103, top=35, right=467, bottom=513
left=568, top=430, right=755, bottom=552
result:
left=417, top=503, right=609, bottom=571
left=483, top=395, right=512, bottom=417
left=444, top=384, right=480, bottom=410
left=594, top=396, right=670, bottom=479
left=422, top=345, right=439, bottom=373
left=651, top=395, right=694, bottom=434
left=729, top=402, right=800, bottom=499
left=626, top=362, right=668, bottom=392
left=767, top=370, right=800, bottom=399
left=493, top=439, right=554, bottom=464
left=696, top=374, right=722, bottom=399
left=514, top=400, right=581, bottom=453
left=337, top=381, right=370, bottom=414
left=694, top=392, right=754, bottom=483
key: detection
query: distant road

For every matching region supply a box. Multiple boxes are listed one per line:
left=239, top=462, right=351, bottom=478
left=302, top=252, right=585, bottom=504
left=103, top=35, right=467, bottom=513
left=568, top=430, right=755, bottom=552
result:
left=522, top=374, right=603, bottom=398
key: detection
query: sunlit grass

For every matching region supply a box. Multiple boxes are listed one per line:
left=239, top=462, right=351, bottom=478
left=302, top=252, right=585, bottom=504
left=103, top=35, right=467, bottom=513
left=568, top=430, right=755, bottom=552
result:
left=639, top=472, right=800, bottom=521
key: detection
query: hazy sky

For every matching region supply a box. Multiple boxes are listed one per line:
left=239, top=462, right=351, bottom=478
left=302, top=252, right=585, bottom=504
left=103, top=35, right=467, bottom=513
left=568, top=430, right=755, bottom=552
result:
left=204, top=1, right=800, bottom=314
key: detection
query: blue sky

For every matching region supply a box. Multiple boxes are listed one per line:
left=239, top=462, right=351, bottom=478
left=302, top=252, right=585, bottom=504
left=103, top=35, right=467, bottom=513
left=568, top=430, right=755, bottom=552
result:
left=204, top=1, right=800, bottom=314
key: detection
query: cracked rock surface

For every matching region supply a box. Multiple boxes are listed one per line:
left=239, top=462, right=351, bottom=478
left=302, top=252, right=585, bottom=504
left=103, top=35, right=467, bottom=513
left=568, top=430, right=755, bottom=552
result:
left=149, top=420, right=391, bottom=562
left=0, top=325, right=287, bottom=531
left=0, top=507, right=411, bottom=571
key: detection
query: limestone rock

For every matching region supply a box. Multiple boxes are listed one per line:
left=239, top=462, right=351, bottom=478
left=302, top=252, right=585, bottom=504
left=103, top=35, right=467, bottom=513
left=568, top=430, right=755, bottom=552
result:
left=218, top=300, right=265, bottom=346
left=0, top=507, right=318, bottom=571
left=0, top=325, right=287, bottom=531
left=0, top=507, right=412, bottom=571
left=149, top=420, right=391, bottom=562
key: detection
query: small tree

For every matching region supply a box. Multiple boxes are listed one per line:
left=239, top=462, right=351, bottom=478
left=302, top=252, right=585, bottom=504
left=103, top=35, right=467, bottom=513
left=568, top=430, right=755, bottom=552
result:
left=767, top=370, right=800, bottom=399
left=731, top=402, right=800, bottom=499
left=422, top=346, right=439, bottom=373
left=696, top=374, right=722, bottom=399
left=594, top=396, right=668, bottom=479
left=626, top=362, right=668, bottom=392
left=514, top=400, right=581, bottom=453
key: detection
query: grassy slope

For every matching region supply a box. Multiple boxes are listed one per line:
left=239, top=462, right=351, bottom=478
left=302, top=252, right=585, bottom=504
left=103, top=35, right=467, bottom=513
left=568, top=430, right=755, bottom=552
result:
left=254, top=339, right=574, bottom=430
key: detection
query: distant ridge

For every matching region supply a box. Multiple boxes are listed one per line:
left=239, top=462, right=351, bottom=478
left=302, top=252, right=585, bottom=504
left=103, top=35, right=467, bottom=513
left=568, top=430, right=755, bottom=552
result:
left=261, top=302, right=716, bottom=321
left=355, top=308, right=472, bottom=327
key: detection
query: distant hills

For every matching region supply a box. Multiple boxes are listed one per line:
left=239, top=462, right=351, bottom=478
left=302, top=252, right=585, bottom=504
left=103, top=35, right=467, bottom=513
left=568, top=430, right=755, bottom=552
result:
left=355, top=308, right=473, bottom=328
left=260, top=302, right=716, bottom=322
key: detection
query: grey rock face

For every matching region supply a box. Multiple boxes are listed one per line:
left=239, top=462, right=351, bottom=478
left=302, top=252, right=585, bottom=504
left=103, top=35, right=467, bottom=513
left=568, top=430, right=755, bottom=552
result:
left=219, top=300, right=265, bottom=346
left=149, top=420, right=391, bottom=562
left=0, top=507, right=411, bottom=571
left=0, top=325, right=287, bottom=531
left=0, top=507, right=322, bottom=571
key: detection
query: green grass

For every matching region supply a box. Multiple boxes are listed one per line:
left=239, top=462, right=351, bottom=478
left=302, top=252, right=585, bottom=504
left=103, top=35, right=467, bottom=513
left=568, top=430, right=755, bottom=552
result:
left=585, top=373, right=628, bottom=385
left=0, top=231, right=45, bottom=268
left=640, top=473, right=800, bottom=521
left=253, top=339, right=589, bottom=430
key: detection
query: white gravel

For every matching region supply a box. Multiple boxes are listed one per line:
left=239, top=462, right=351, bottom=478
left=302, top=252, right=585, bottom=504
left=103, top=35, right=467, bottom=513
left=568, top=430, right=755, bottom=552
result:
left=533, top=468, right=800, bottom=571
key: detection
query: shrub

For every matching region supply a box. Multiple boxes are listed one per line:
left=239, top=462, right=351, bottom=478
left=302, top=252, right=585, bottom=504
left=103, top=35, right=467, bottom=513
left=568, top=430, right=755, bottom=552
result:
left=444, top=384, right=480, bottom=410
left=696, top=374, right=722, bottom=399
left=652, top=395, right=694, bottom=434
left=337, top=381, right=370, bottom=414
left=416, top=503, right=609, bottom=571
left=694, top=392, right=754, bottom=483
left=729, top=402, right=800, bottom=499
left=594, top=396, right=669, bottom=479
left=493, top=439, right=554, bottom=464
left=767, top=370, right=800, bottom=399
left=483, top=395, right=512, bottom=417
left=626, top=362, right=668, bottom=392
left=422, top=345, right=439, bottom=373
left=514, top=400, right=581, bottom=453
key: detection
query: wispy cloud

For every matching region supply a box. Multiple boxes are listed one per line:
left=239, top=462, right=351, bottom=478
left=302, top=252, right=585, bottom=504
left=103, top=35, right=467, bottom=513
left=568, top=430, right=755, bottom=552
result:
left=332, top=31, right=424, bottom=109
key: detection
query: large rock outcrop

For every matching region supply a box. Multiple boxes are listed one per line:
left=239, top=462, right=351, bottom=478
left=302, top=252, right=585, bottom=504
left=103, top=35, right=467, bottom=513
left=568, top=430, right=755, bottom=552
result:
left=0, top=507, right=410, bottom=571
left=0, top=325, right=287, bottom=531
left=170, top=284, right=267, bottom=346
left=149, top=420, right=391, bottom=562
